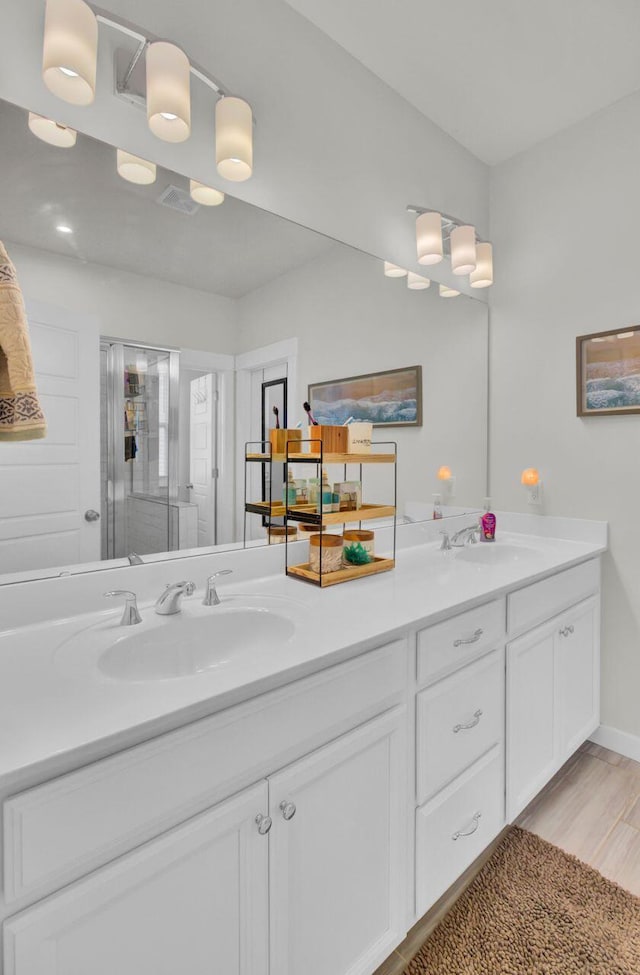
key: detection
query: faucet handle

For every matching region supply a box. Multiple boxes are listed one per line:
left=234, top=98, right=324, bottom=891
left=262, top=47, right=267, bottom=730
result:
left=104, top=590, right=142, bottom=626
left=439, top=530, right=452, bottom=552
left=204, top=569, right=233, bottom=606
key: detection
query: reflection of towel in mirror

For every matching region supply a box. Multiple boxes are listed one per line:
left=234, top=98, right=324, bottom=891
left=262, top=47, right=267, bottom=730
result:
left=0, top=241, right=46, bottom=441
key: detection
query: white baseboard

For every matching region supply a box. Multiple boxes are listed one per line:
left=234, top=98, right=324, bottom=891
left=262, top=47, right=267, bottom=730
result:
left=589, top=724, right=640, bottom=764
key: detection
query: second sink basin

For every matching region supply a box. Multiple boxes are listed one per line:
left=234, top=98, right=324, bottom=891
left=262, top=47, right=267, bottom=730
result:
left=455, top=540, right=541, bottom=566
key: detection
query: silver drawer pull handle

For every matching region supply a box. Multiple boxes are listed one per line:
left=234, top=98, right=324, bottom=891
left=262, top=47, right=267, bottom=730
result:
left=453, top=709, right=483, bottom=734
left=280, top=800, right=296, bottom=821
left=453, top=628, right=483, bottom=648
left=452, top=811, right=482, bottom=841
left=559, top=624, right=575, bottom=638
left=255, top=814, right=272, bottom=835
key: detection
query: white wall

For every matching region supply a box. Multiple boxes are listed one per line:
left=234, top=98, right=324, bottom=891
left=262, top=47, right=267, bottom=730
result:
left=489, top=89, right=640, bottom=740
left=237, top=246, right=488, bottom=513
left=7, top=242, right=237, bottom=353
left=0, top=0, right=489, bottom=296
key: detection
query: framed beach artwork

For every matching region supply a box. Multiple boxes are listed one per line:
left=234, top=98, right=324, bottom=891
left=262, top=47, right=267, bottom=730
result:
left=308, top=365, right=422, bottom=427
left=577, top=326, right=640, bottom=416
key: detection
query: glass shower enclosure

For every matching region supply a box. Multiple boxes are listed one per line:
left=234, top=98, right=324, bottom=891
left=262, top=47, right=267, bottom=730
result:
left=100, top=340, right=180, bottom=559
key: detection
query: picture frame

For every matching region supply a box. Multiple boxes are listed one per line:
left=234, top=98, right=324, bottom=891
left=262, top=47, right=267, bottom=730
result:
left=576, top=326, right=640, bottom=416
left=308, top=365, right=422, bottom=428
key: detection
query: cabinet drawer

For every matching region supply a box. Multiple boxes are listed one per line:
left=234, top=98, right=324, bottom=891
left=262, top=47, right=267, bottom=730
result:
left=417, top=599, right=505, bottom=686
left=416, top=649, right=504, bottom=803
left=415, top=746, right=504, bottom=916
left=508, top=558, right=600, bottom=637
left=4, top=640, right=407, bottom=905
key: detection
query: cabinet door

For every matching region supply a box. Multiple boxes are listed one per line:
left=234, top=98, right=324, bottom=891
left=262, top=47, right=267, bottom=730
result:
left=507, top=623, right=556, bottom=820
left=4, top=781, right=269, bottom=975
left=268, top=708, right=407, bottom=975
left=557, top=596, right=600, bottom=761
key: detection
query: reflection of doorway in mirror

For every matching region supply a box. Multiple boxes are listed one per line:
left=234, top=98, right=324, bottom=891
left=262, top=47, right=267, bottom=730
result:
left=188, top=373, right=217, bottom=548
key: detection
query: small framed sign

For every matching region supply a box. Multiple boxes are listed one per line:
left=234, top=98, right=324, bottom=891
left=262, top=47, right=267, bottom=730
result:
left=577, top=326, right=640, bottom=416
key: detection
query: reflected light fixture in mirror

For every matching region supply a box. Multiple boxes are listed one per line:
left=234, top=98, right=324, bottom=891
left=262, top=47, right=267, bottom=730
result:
left=42, top=0, right=98, bottom=106
left=146, top=41, right=191, bottom=143
left=190, top=180, right=225, bottom=206
left=416, top=211, right=443, bottom=266
left=470, top=242, right=494, bottom=288
left=407, top=271, right=430, bottom=290
left=439, top=283, right=460, bottom=298
left=383, top=262, right=407, bottom=277
left=216, top=96, right=253, bottom=181
left=116, top=149, right=157, bottom=185
left=450, top=224, right=477, bottom=275
left=28, top=112, right=77, bottom=148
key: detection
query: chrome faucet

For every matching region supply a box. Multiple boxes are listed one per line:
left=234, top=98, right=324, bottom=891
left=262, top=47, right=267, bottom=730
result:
left=104, top=590, right=142, bottom=626
left=203, top=569, right=233, bottom=606
left=155, top=580, right=196, bottom=616
left=450, top=524, right=481, bottom=547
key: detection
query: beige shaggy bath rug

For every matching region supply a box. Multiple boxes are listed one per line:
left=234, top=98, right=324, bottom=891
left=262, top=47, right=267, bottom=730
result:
left=404, top=826, right=640, bottom=974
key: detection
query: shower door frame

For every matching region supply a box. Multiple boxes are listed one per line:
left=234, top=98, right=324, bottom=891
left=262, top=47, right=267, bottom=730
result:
left=101, top=338, right=180, bottom=559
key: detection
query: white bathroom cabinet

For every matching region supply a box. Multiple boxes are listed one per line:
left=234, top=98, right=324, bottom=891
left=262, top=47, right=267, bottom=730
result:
left=507, top=594, right=600, bottom=820
left=1, top=555, right=602, bottom=975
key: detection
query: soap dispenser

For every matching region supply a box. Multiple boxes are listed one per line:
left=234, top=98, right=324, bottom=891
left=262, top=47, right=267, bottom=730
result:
left=479, top=497, right=496, bottom=542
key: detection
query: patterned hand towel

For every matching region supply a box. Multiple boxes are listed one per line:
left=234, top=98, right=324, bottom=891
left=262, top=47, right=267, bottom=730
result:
left=0, top=241, right=46, bottom=441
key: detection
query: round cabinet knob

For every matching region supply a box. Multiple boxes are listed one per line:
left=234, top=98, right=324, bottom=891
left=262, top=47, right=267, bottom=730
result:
left=255, top=814, right=272, bottom=835
left=280, top=800, right=296, bottom=821
left=84, top=509, right=101, bottom=522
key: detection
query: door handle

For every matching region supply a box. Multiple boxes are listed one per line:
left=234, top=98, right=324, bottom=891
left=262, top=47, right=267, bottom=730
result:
left=84, top=509, right=101, bottom=522
left=185, top=483, right=194, bottom=490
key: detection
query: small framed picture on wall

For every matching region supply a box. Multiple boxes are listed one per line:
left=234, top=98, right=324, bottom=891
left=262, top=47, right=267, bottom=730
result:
left=577, top=325, right=640, bottom=416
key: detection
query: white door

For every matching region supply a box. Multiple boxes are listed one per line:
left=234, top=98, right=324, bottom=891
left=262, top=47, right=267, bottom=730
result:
left=189, top=373, right=216, bottom=547
left=268, top=709, right=407, bottom=975
left=507, top=622, right=556, bottom=820
left=4, top=781, right=270, bottom=975
left=0, top=299, right=100, bottom=574
left=556, top=596, right=600, bottom=760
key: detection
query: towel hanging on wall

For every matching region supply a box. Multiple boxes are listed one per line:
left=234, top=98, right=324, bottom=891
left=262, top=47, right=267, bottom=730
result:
left=0, top=241, right=46, bottom=441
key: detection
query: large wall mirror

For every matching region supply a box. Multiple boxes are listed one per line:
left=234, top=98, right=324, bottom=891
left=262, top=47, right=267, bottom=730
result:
left=0, top=97, right=488, bottom=584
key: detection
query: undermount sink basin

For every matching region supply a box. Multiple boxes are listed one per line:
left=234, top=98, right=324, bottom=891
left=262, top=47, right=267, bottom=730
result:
left=455, top=541, right=541, bottom=565
left=55, top=594, right=301, bottom=682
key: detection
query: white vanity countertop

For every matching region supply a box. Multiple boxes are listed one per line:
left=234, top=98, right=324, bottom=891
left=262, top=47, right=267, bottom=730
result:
left=0, top=526, right=606, bottom=787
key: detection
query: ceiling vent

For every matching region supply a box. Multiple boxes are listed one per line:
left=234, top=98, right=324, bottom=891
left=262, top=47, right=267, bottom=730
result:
left=156, top=184, right=200, bottom=216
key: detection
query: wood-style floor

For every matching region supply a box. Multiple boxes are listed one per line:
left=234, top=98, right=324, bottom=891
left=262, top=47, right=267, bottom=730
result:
left=374, top=741, right=640, bottom=975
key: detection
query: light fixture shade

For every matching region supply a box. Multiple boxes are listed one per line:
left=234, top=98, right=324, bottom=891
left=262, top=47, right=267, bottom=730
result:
left=521, top=468, right=540, bottom=486
left=470, top=242, right=493, bottom=288
left=190, top=179, right=225, bottom=206
left=416, top=212, right=443, bottom=266
left=383, top=261, right=407, bottom=278
left=439, top=283, right=460, bottom=297
left=437, top=466, right=452, bottom=481
left=216, top=96, right=253, bottom=182
left=28, top=112, right=77, bottom=147
left=450, top=224, right=477, bottom=275
left=146, top=41, right=191, bottom=143
left=42, top=0, right=98, bottom=106
left=407, top=271, right=430, bottom=290
left=117, top=149, right=156, bottom=185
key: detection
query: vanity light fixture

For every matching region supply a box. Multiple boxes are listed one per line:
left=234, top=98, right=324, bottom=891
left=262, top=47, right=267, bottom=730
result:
left=407, top=271, right=431, bottom=290
left=450, top=225, right=477, bottom=275
left=28, top=112, right=77, bottom=147
left=416, top=211, right=443, bottom=266
left=470, top=242, right=494, bottom=288
left=116, top=149, right=157, bottom=185
left=42, top=0, right=98, bottom=106
left=215, top=96, right=253, bottom=182
left=42, top=3, right=255, bottom=180
left=146, top=41, right=191, bottom=143
left=189, top=180, right=225, bottom=206
left=439, top=284, right=460, bottom=298
left=521, top=468, right=542, bottom=505
left=383, top=262, right=407, bottom=278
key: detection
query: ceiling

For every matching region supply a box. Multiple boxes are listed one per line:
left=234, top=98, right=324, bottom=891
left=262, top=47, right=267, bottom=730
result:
left=0, top=99, right=335, bottom=299
left=285, top=0, right=640, bottom=165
